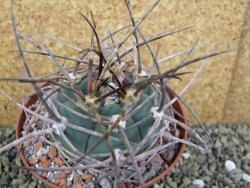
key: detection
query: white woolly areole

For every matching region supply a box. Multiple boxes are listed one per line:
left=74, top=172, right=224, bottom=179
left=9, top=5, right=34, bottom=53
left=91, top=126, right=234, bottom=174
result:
left=68, top=73, right=76, bottom=79
left=138, top=70, right=147, bottom=77
left=52, top=117, right=67, bottom=136
left=151, top=107, right=164, bottom=120
left=127, top=89, right=134, bottom=97
left=85, top=95, right=96, bottom=104
left=112, top=128, right=119, bottom=133
left=126, top=89, right=136, bottom=102
left=111, top=115, right=120, bottom=123
left=109, top=82, right=118, bottom=89
left=114, top=148, right=125, bottom=161
left=110, top=115, right=119, bottom=133
left=118, top=121, right=126, bottom=129
left=110, top=115, right=126, bottom=133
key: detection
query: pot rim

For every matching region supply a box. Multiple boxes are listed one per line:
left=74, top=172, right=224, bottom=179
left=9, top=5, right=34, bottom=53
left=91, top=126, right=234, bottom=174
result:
left=16, top=83, right=188, bottom=188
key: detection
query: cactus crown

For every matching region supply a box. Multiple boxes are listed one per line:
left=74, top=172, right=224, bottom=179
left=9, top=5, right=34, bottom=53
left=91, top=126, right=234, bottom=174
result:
left=0, top=0, right=232, bottom=187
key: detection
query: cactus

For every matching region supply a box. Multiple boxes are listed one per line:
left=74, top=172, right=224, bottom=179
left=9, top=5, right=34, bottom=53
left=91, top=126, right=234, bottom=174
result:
left=0, top=0, right=233, bottom=187
left=55, top=72, right=163, bottom=157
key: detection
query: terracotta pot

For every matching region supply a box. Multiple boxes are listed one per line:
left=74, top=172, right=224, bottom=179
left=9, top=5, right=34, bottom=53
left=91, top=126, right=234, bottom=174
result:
left=16, top=84, right=188, bottom=188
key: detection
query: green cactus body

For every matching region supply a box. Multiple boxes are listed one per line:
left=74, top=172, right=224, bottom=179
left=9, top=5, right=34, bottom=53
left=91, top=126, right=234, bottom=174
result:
left=54, top=71, right=163, bottom=161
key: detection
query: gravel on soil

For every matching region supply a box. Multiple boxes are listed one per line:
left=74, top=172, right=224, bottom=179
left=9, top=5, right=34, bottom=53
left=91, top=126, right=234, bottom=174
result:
left=0, top=127, right=47, bottom=188
left=155, top=124, right=250, bottom=188
left=0, top=124, right=249, bottom=188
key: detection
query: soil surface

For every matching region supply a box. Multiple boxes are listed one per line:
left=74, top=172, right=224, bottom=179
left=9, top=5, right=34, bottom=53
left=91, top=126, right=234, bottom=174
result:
left=0, top=124, right=249, bottom=188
